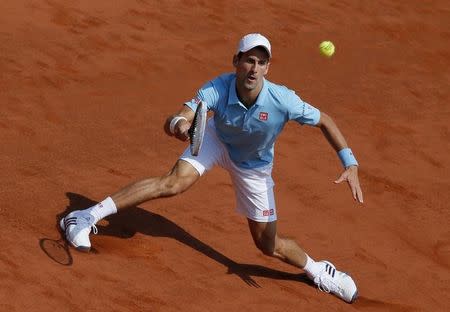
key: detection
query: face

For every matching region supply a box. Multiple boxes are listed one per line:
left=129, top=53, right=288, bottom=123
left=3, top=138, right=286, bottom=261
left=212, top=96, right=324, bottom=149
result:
left=233, top=47, right=270, bottom=92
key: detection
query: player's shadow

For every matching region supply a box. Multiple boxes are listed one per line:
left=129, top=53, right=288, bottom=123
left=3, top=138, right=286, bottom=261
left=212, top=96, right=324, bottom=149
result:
left=62, top=192, right=313, bottom=288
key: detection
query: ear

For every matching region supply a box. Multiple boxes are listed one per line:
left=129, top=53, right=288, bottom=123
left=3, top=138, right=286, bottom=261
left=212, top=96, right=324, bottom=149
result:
left=232, top=55, right=239, bottom=67
left=263, top=61, right=270, bottom=76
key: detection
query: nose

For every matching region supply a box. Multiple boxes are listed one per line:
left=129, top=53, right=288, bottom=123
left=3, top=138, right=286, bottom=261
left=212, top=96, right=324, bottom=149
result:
left=251, top=62, right=258, bottom=73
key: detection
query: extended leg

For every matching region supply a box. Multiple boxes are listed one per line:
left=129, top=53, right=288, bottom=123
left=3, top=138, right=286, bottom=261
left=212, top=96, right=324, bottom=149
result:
left=60, top=160, right=200, bottom=251
left=111, top=159, right=200, bottom=209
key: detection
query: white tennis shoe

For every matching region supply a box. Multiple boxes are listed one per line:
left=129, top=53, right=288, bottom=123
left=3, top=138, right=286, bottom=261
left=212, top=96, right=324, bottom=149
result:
left=60, top=210, right=97, bottom=252
left=311, top=261, right=358, bottom=303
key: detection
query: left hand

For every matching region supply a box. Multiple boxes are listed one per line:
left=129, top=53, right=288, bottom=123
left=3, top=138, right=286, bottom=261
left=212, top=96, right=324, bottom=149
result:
left=334, top=165, right=364, bottom=203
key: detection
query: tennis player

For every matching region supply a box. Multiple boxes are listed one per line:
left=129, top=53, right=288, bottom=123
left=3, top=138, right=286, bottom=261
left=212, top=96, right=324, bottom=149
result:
left=60, top=33, right=363, bottom=303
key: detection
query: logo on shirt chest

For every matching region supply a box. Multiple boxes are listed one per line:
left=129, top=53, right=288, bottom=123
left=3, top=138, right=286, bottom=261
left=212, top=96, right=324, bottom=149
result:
left=259, top=112, right=269, bottom=121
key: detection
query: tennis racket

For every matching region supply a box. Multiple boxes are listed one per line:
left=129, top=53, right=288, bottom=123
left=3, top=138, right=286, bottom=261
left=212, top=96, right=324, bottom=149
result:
left=188, top=101, right=207, bottom=156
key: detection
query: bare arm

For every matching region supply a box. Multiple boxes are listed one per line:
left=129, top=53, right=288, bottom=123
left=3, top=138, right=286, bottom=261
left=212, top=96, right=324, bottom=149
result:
left=316, top=112, right=348, bottom=152
left=316, top=112, right=364, bottom=203
left=164, top=105, right=196, bottom=141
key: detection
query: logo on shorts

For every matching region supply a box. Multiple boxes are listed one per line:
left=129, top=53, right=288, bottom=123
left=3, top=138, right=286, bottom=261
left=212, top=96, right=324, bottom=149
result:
left=259, top=112, right=268, bottom=121
left=263, top=209, right=274, bottom=216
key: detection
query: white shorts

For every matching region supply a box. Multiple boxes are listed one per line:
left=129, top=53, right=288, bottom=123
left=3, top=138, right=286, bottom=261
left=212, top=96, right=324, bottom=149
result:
left=180, top=119, right=277, bottom=222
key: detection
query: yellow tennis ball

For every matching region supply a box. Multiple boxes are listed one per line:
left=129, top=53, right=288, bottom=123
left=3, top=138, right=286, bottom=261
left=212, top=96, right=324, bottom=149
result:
left=319, top=41, right=335, bottom=57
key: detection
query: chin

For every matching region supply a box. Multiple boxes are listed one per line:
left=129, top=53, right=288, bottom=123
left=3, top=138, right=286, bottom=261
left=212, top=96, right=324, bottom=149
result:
left=244, top=81, right=258, bottom=90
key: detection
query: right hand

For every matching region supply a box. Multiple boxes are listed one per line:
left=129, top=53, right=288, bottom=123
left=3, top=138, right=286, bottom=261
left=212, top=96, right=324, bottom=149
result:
left=173, top=119, right=191, bottom=141
left=164, top=107, right=195, bottom=140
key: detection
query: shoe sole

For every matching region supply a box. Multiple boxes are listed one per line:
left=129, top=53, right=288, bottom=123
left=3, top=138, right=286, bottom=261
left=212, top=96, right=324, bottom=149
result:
left=344, top=271, right=358, bottom=304
left=59, top=218, right=91, bottom=253
left=350, top=289, right=359, bottom=303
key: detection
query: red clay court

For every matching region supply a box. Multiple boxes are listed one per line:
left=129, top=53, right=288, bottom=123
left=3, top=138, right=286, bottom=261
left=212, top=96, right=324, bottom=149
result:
left=1, top=1, right=449, bottom=311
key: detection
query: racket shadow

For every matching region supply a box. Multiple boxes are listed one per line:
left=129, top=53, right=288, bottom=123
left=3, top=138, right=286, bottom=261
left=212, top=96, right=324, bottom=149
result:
left=39, top=237, right=73, bottom=266
left=59, top=192, right=313, bottom=288
left=39, top=211, right=74, bottom=266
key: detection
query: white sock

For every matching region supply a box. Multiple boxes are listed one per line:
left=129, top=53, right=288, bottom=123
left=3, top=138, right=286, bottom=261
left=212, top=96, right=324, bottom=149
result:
left=303, top=254, right=323, bottom=279
left=86, top=197, right=118, bottom=223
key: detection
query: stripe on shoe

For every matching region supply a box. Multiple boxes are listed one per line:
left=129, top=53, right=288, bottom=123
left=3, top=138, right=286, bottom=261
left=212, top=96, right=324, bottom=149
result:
left=64, top=217, right=78, bottom=229
left=325, top=263, right=336, bottom=278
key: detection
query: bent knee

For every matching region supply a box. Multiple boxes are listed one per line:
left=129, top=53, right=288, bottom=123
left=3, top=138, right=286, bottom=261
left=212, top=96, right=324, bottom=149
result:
left=159, top=160, right=199, bottom=197
left=160, top=178, right=187, bottom=197
left=160, top=174, right=196, bottom=197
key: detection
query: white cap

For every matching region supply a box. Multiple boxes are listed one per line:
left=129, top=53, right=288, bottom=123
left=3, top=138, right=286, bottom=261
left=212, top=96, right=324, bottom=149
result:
left=236, top=33, right=271, bottom=57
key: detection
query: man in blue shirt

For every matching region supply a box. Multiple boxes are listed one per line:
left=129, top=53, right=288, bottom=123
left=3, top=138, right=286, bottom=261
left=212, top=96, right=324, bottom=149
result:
left=60, top=33, right=363, bottom=303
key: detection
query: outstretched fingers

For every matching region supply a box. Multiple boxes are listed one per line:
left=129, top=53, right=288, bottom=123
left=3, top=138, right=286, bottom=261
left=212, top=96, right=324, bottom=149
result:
left=334, top=167, right=364, bottom=204
left=349, top=179, right=364, bottom=203
left=356, top=183, right=364, bottom=203
left=334, top=173, right=347, bottom=184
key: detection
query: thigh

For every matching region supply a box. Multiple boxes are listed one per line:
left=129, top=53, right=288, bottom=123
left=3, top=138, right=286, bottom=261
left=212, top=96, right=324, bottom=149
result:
left=229, top=164, right=277, bottom=222
left=179, top=118, right=226, bottom=176
left=234, top=185, right=277, bottom=222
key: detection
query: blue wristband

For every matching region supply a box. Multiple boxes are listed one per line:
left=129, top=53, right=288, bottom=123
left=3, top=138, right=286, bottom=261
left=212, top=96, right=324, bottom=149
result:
left=338, top=148, right=358, bottom=168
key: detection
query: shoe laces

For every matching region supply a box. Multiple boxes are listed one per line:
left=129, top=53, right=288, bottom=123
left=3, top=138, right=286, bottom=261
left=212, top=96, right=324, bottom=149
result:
left=316, top=266, right=341, bottom=294
left=317, top=273, right=333, bottom=293
left=75, top=212, right=98, bottom=234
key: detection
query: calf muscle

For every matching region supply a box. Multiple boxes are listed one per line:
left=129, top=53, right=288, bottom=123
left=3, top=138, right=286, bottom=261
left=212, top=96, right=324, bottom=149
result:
left=111, top=160, right=200, bottom=209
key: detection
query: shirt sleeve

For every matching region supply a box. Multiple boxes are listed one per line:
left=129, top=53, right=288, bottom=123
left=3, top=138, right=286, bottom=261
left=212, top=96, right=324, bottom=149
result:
left=184, top=80, right=220, bottom=112
left=286, top=90, right=321, bottom=126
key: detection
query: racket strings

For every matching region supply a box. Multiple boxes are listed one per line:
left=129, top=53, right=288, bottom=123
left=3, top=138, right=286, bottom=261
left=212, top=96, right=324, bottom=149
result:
left=189, top=101, right=206, bottom=156
left=189, top=107, right=200, bottom=141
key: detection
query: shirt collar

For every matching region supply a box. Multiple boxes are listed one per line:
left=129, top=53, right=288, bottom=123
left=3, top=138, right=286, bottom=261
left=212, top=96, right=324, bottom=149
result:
left=228, top=76, right=268, bottom=107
